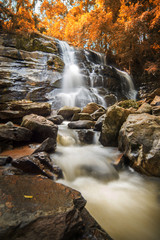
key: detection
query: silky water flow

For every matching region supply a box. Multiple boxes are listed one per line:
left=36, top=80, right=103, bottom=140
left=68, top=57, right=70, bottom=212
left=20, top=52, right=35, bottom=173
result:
left=49, top=41, right=159, bottom=240
left=50, top=122, right=160, bottom=240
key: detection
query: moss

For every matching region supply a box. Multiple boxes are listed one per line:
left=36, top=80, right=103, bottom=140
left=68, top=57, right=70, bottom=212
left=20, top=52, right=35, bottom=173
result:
left=16, top=33, right=58, bottom=54
left=47, top=55, right=64, bottom=72
left=117, top=100, right=140, bottom=109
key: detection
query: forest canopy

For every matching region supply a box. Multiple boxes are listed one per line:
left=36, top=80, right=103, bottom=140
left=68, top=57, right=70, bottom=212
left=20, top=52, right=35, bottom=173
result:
left=0, top=0, right=160, bottom=76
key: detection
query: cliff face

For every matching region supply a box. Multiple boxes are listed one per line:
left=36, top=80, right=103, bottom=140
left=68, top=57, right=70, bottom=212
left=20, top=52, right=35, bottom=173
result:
left=0, top=32, right=157, bottom=108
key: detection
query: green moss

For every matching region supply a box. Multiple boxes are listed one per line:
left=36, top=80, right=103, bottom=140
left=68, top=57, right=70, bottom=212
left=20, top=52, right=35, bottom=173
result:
left=16, top=33, right=58, bottom=54
left=117, top=100, right=140, bottom=109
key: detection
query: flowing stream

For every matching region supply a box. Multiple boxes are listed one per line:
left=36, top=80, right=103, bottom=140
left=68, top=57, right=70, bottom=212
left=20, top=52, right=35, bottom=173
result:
left=51, top=123, right=160, bottom=240
left=49, top=41, right=159, bottom=239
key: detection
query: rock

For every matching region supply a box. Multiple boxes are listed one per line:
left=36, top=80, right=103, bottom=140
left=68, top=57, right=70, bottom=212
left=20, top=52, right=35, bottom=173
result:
left=68, top=120, right=95, bottom=129
left=0, top=101, right=51, bottom=122
left=118, top=113, right=160, bottom=177
left=0, top=124, right=32, bottom=152
left=99, top=105, right=135, bottom=147
left=12, top=152, right=62, bottom=180
left=47, top=115, right=64, bottom=124
left=21, top=114, right=58, bottom=142
left=82, top=102, right=104, bottom=114
left=137, top=102, right=152, bottom=114
left=9, top=100, right=51, bottom=116
left=71, top=113, right=93, bottom=121
left=58, top=106, right=81, bottom=120
left=33, top=137, right=57, bottom=154
left=104, top=94, right=117, bottom=107
left=117, top=100, right=140, bottom=109
left=145, top=88, right=160, bottom=103
left=0, top=175, right=112, bottom=240
left=94, top=114, right=106, bottom=131
left=152, top=106, right=160, bottom=116
left=91, top=108, right=106, bottom=121
left=150, top=95, right=160, bottom=106
left=77, top=130, right=94, bottom=144
left=0, top=156, right=12, bottom=166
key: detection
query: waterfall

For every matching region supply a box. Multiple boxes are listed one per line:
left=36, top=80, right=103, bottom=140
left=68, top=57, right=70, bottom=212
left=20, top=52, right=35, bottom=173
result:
left=47, top=41, right=136, bottom=109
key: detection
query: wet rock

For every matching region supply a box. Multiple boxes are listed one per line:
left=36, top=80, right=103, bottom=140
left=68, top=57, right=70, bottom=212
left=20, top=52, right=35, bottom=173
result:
left=0, top=156, right=12, bottom=166
left=33, top=137, right=57, bottom=154
left=12, top=152, right=62, bottom=180
left=0, top=124, right=32, bottom=152
left=47, top=114, right=64, bottom=125
left=58, top=106, right=81, bottom=120
left=68, top=120, right=95, bottom=129
left=145, top=88, right=160, bottom=103
left=137, top=102, right=152, bottom=114
left=118, top=113, right=160, bottom=177
left=117, top=100, right=139, bottom=109
left=91, top=108, right=106, bottom=121
left=77, top=130, right=94, bottom=144
left=94, top=114, right=106, bottom=131
left=21, top=114, right=58, bottom=142
left=0, top=175, right=112, bottom=240
left=104, top=94, right=117, bottom=107
left=71, top=113, right=93, bottom=121
left=82, top=102, right=104, bottom=114
left=99, top=105, right=136, bottom=147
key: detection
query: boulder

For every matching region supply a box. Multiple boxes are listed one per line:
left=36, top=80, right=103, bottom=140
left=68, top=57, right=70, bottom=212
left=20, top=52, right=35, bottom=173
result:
left=91, top=108, right=106, bottom=121
left=0, top=175, right=112, bottom=240
left=118, top=113, right=160, bottom=177
left=82, top=102, right=104, bottom=114
left=94, top=114, right=106, bottom=131
left=137, top=102, right=152, bottom=114
left=21, top=114, right=58, bottom=142
left=71, top=113, right=93, bottom=121
left=33, top=137, right=57, bottom=154
left=12, top=152, right=63, bottom=180
left=0, top=100, right=51, bottom=122
left=104, top=94, right=117, bottom=107
left=68, top=120, right=95, bottom=129
left=99, top=105, right=136, bottom=146
left=47, top=115, right=64, bottom=125
left=0, top=123, right=32, bottom=152
left=58, top=106, right=81, bottom=120
left=77, top=130, right=94, bottom=144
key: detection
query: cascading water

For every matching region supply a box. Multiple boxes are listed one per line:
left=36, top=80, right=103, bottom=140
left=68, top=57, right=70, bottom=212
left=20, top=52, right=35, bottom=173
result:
left=51, top=122, right=160, bottom=240
left=47, top=41, right=136, bottom=109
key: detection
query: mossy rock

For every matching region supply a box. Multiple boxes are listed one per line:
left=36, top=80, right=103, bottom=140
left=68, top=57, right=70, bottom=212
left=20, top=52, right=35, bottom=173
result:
left=16, top=33, right=58, bottom=54
left=117, top=100, right=140, bottom=109
left=47, top=55, right=64, bottom=72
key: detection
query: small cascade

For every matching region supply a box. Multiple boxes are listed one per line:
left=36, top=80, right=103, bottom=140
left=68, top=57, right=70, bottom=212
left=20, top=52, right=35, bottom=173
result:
left=115, top=68, right=137, bottom=100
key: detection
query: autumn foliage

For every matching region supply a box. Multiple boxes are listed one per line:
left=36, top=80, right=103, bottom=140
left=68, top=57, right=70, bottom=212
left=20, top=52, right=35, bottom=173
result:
left=0, top=0, right=160, bottom=76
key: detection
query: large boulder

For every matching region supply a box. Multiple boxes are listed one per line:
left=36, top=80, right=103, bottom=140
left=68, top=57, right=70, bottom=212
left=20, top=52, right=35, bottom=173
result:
left=58, top=106, right=81, bottom=120
left=0, top=101, right=51, bottom=123
left=12, top=152, right=62, bottom=180
left=118, top=113, right=160, bottom=177
left=0, top=175, right=112, bottom=240
left=68, top=120, right=95, bottom=129
left=99, top=105, right=135, bottom=146
left=0, top=123, right=32, bottom=152
left=82, top=102, right=104, bottom=114
left=21, top=114, right=58, bottom=142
